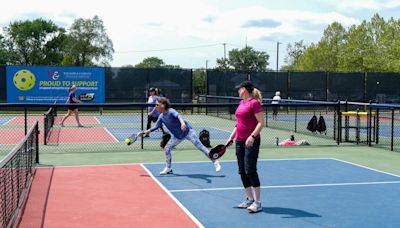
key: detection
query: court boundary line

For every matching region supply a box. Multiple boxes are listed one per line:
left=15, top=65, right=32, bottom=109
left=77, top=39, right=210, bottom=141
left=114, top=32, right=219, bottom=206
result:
left=140, top=164, right=204, bottom=228
left=103, top=127, right=119, bottom=142
left=169, top=180, right=400, bottom=193
left=332, top=158, right=400, bottom=178
left=94, top=116, right=101, bottom=124
left=3, top=116, right=16, bottom=125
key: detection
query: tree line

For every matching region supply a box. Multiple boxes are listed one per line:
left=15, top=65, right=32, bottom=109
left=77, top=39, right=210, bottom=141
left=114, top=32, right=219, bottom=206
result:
left=283, top=14, right=400, bottom=72
left=0, top=16, right=114, bottom=66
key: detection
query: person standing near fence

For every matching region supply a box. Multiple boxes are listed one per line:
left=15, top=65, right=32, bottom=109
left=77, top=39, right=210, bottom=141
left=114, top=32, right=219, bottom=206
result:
left=226, top=80, right=265, bottom=213
left=60, top=85, right=83, bottom=127
left=145, top=88, right=164, bottom=136
left=272, top=91, right=281, bottom=120
left=143, top=97, right=221, bottom=175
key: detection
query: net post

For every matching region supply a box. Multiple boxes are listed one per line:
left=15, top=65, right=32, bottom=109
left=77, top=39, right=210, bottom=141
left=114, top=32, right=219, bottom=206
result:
left=391, top=108, right=394, bottom=151
left=338, top=102, right=340, bottom=144
left=24, top=106, right=28, bottom=135
left=294, top=106, right=297, bottom=132
left=376, top=105, right=380, bottom=144
left=141, top=106, right=144, bottom=150
left=35, top=122, right=39, bottom=164
left=368, top=101, right=372, bottom=146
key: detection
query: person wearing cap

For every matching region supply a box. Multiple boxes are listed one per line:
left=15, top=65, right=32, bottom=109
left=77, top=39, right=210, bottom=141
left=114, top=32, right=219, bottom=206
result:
left=226, top=80, right=265, bottom=213
left=146, top=87, right=164, bottom=136
left=60, top=84, right=83, bottom=127
left=272, top=91, right=281, bottom=120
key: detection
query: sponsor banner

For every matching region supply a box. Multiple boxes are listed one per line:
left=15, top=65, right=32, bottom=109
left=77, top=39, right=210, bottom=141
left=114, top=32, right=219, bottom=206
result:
left=6, top=66, right=105, bottom=103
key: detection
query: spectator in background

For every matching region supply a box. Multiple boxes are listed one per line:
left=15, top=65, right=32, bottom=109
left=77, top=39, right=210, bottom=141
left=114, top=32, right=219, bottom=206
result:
left=272, top=91, right=281, bottom=120
left=146, top=87, right=164, bottom=136
left=155, top=88, right=164, bottom=97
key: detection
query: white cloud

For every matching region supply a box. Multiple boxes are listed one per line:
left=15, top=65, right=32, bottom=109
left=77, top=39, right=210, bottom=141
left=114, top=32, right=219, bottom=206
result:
left=320, top=0, right=400, bottom=11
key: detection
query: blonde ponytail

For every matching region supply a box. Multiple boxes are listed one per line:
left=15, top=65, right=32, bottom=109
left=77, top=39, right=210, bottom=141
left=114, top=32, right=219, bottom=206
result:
left=252, top=88, right=262, bottom=103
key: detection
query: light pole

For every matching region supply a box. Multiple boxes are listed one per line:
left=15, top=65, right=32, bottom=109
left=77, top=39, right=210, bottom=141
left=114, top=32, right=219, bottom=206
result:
left=276, top=42, right=282, bottom=72
left=205, top=60, right=208, bottom=70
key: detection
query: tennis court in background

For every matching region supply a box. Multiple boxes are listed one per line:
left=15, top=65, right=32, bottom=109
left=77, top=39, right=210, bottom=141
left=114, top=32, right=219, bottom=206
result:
left=19, top=158, right=400, bottom=227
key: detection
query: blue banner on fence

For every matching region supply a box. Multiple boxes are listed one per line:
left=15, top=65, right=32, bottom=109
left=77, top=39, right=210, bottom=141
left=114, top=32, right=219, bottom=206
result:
left=6, top=66, right=105, bottom=103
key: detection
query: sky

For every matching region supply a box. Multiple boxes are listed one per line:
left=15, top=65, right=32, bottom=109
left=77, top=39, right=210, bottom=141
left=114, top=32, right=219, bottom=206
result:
left=1, top=0, right=399, bottom=69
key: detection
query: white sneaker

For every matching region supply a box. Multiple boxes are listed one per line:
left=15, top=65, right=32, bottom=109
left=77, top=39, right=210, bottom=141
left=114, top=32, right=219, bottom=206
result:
left=237, top=198, right=254, bottom=208
left=247, top=201, right=262, bottom=213
left=213, top=160, right=221, bottom=172
left=159, top=167, right=173, bottom=175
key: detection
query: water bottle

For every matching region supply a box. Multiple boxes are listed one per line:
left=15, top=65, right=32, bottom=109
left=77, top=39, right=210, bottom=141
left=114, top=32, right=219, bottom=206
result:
left=275, top=137, right=279, bottom=146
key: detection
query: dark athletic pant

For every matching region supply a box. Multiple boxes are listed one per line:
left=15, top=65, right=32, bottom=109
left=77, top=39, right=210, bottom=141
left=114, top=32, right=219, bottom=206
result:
left=236, top=138, right=261, bottom=188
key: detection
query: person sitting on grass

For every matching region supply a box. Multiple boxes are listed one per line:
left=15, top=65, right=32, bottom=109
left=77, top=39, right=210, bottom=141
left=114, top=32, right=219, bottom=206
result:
left=278, top=135, right=310, bottom=146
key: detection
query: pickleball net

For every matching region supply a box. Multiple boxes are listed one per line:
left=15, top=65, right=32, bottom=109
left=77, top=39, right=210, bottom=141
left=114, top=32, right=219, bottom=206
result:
left=0, top=121, right=39, bottom=228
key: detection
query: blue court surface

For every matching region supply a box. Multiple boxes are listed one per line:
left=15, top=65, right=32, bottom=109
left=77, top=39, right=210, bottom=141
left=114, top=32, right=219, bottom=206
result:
left=144, top=158, right=400, bottom=227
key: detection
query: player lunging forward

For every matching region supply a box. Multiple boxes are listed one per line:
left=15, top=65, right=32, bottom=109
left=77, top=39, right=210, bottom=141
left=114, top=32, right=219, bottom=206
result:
left=143, top=97, right=221, bottom=175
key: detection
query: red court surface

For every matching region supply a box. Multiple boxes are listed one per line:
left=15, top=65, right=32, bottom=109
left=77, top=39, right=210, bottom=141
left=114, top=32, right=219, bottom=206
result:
left=47, top=127, right=117, bottom=143
left=0, top=128, right=38, bottom=144
left=0, top=127, right=115, bottom=144
left=7, top=116, right=99, bottom=126
left=19, top=165, right=197, bottom=228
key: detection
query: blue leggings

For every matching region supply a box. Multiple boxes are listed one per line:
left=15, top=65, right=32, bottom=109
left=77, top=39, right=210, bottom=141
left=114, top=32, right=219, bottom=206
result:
left=164, top=129, right=211, bottom=168
left=236, top=139, right=261, bottom=188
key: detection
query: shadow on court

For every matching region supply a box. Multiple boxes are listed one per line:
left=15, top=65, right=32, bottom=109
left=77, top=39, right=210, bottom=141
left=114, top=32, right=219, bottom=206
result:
left=160, top=173, right=226, bottom=183
left=263, top=207, right=321, bottom=218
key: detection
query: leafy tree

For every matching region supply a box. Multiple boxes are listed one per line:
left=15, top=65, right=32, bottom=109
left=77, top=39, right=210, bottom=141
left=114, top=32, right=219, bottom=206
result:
left=4, top=18, right=66, bottom=65
left=134, top=56, right=180, bottom=68
left=283, top=40, right=306, bottom=71
left=0, top=34, right=11, bottom=64
left=216, top=46, right=269, bottom=72
left=193, top=69, right=206, bottom=95
left=286, top=14, right=400, bottom=72
left=64, top=15, right=114, bottom=66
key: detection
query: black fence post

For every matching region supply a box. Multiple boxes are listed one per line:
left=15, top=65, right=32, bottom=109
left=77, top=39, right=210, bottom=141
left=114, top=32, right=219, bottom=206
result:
left=368, top=101, right=372, bottom=146
left=24, top=106, right=27, bottom=135
left=391, top=108, right=394, bottom=151
left=35, top=122, right=39, bottom=164
left=141, top=107, right=144, bottom=150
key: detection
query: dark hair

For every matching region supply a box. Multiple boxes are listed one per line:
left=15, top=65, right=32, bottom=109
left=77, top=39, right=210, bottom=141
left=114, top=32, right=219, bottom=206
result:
left=157, top=96, right=170, bottom=109
left=290, top=135, right=295, bottom=141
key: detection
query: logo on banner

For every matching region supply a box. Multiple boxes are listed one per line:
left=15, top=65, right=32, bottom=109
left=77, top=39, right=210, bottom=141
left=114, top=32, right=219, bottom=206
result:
left=48, top=70, right=61, bottom=80
left=13, top=70, right=36, bottom=91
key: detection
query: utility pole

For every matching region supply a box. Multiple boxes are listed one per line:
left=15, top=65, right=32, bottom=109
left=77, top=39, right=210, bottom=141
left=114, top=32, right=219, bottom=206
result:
left=205, top=59, right=208, bottom=70
left=276, top=42, right=281, bottom=72
left=222, top=43, right=227, bottom=60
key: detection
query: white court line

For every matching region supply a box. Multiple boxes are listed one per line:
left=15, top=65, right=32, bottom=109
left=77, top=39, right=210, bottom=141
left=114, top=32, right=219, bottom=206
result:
left=3, top=116, right=16, bottom=125
left=332, top=158, right=400, bottom=178
left=140, top=164, right=204, bottom=228
left=170, top=181, right=400, bottom=193
left=94, top=116, right=101, bottom=124
left=143, top=157, right=334, bottom=165
left=209, top=126, right=231, bottom=133
left=103, top=127, right=119, bottom=142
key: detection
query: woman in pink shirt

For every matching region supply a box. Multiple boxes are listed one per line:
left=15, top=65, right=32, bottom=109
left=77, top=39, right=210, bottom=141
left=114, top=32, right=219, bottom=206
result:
left=227, top=80, right=265, bottom=213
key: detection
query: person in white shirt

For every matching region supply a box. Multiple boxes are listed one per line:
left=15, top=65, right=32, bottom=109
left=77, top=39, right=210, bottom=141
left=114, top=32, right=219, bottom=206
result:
left=272, top=91, right=281, bottom=120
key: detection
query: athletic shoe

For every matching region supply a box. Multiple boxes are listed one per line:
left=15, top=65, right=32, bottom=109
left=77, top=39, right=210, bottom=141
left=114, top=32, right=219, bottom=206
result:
left=159, top=167, right=173, bottom=175
left=247, top=201, right=262, bottom=213
left=78, top=124, right=84, bottom=127
left=237, top=198, right=254, bottom=208
left=213, top=160, right=221, bottom=172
